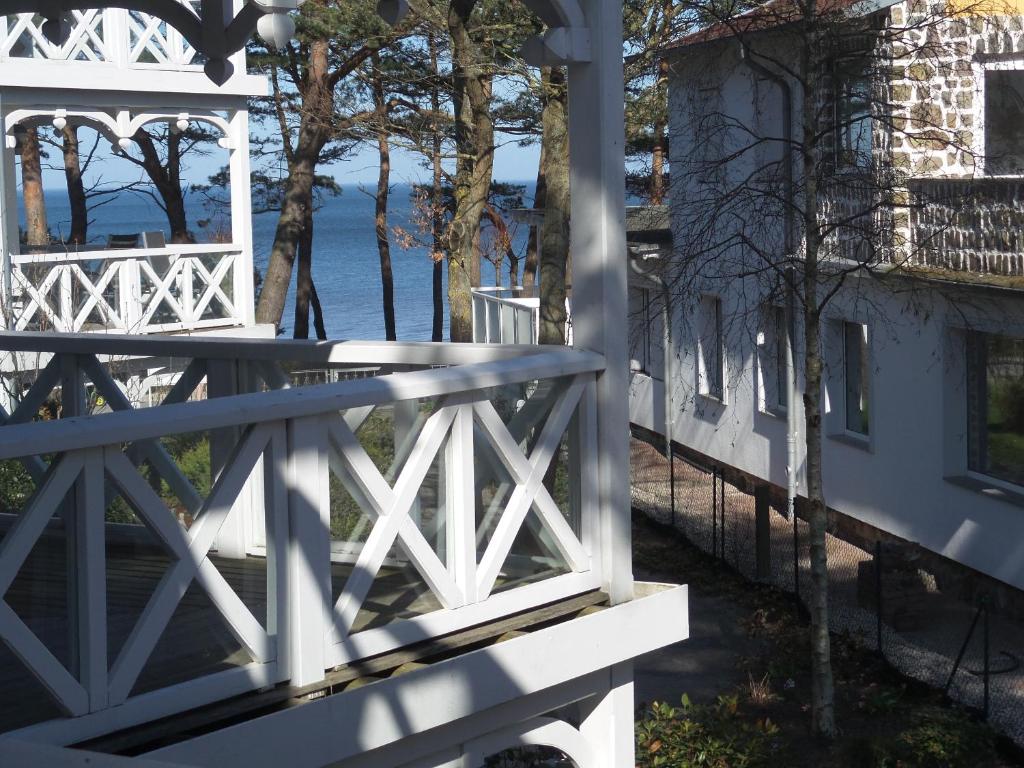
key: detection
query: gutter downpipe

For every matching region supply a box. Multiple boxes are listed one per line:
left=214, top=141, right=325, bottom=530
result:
left=739, top=42, right=798, bottom=522
left=630, top=250, right=676, bottom=519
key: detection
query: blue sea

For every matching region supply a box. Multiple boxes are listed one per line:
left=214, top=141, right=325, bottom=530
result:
left=29, top=183, right=529, bottom=341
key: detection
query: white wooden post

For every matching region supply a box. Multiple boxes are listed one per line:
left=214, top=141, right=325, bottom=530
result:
left=394, top=398, right=421, bottom=530
left=566, top=0, right=632, bottom=604
left=228, top=107, right=256, bottom=327
left=76, top=447, right=108, bottom=711
left=207, top=358, right=247, bottom=559
left=59, top=266, right=73, bottom=332
left=59, top=355, right=88, bottom=684
left=445, top=404, right=476, bottom=604
left=285, top=415, right=330, bottom=686
left=0, top=98, right=17, bottom=332
left=578, top=662, right=635, bottom=768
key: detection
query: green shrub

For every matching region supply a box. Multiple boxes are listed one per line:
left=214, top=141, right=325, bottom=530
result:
left=636, top=695, right=779, bottom=768
left=848, top=705, right=995, bottom=768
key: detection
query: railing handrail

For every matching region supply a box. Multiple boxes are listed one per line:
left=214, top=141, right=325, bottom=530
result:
left=0, top=347, right=604, bottom=459
left=0, top=331, right=549, bottom=365
left=10, top=243, right=241, bottom=265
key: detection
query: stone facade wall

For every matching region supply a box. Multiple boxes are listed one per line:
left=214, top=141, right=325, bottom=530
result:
left=910, top=177, right=1024, bottom=273
left=885, top=2, right=1024, bottom=271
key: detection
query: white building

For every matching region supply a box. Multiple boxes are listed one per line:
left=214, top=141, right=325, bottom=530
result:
left=0, top=1, right=688, bottom=765
left=628, top=0, right=1024, bottom=593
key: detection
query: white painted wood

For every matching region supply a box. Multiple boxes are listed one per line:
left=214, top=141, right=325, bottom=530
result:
left=105, top=426, right=272, bottom=702
left=0, top=602, right=89, bottom=717
left=0, top=330, right=557, bottom=366
left=285, top=415, right=331, bottom=687
left=0, top=740, right=193, bottom=768
left=75, top=448, right=108, bottom=713
left=474, top=377, right=588, bottom=598
left=567, top=0, right=631, bottom=605
left=150, top=584, right=689, bottom=768
left=15, top=662, right=279, bottom=747
left=0, top=454, right=83, bottom=593
left=262, top=421, right=289, bottom=682
left=464, top=716, right=596, bottom=768
left=325, top=569, right=600, bottom=669
left=446, top=405, right=476, bottom=603
left=579, top=663, right=635, bottom=768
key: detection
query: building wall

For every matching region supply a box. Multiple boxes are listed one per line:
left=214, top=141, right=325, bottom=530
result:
left=644, top=26, right=1024, bottom=592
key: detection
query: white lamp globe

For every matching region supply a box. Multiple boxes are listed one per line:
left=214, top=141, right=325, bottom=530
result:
left=257, top=13, right=295, bottom=49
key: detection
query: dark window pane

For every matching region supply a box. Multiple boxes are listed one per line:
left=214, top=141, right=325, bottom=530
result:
left=970, top=333, right=1024, bottom=485
left=985, top=70, right=1024, bottom=175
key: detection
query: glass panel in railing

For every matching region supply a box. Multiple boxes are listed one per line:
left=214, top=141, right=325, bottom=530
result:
left=70, top=259, right=123, bottom=332
left=473, top=375, right=585, bottom=594
left=109, top=425, right=268, bottom=697
left=0, top=472, right=73, bottom=732
left=13, top=264, right=64, bottom=332
left=138, top=255, right=185, bottom=329
left=331, top=398, right=449, bottom=634
left=196, top=252, right=235, bottom=323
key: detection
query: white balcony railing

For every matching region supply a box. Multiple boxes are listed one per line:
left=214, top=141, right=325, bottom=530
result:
left=7, top=244, right=247, bottom=334
left=0, top=4, right=204, bottom=71
left=0, top=332, right=604, bottom=743
left=472, top=287, right=539, bottom=345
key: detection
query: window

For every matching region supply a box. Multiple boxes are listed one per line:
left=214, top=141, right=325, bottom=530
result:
left=697, top=295, right=724, bottom=400
left=758, top=306, right=788, bottom=413
left=835, top=61, right=872, bottom=169
left=984, top=69, right=1024, bottom=175
left=843, top=322, right=870, bottom=435
left=629, top=286, right=652, bottom=374
left=967, top=332, right=1024, bottom=486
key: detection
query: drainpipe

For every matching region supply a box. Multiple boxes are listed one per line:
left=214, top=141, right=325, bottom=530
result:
left=630, top=249, right=675, bottom=516
left=740, top=43, right=798, bottom=521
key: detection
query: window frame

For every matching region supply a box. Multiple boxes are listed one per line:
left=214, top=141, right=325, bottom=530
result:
left=974, top=57, right=1024, bottom=178
left=832, top=53, right=874, bottom=172
left=756, top=304, right=788, bottom=417
left=965, top=330, right=1024, bottom=489
left=697, top=293, right=725, bottom=402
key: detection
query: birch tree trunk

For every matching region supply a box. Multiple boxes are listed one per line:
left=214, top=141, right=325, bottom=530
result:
left=800, top=11, right=835, bottom=735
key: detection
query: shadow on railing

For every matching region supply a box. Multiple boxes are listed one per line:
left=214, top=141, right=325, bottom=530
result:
left=0, top=333, right=604, bottom=744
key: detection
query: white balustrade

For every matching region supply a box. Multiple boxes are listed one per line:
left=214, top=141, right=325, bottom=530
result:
left=0, top=2, right=204, bottom=71
left=0, top=333, right=605, bottom=743
left=6, top=244, right=245, bottom=334
left=471, top=287, right=573, bottom=345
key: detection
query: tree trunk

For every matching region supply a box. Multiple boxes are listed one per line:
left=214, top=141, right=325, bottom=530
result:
left=523, top=144, right=546, bottom=290
left=132, top=129, right=193, bottom=244
left=61, top=125, right=87, bottom=245
left=293, top=206, right=314, bottom=339
left=447, top=0, right=495, bottom=342
left=310, top=282, right=327, bottom=339
left=258, top=152, right=317, bottom=328
left=372, top=54, right=397, bottom=341
left=800, top=13, right=836, bottom=736
left=538, top=67, right=570, bottom=346
left=255, top=39, right=333, bottom=331
left=650, top=58, right=669, bottom=205
left=429, top=33, right=445, bottom=343
left=20, top=127, right=48, bottom=248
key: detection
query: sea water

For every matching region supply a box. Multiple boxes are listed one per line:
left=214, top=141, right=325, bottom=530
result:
left=28, top=182, right=529, bottom=341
